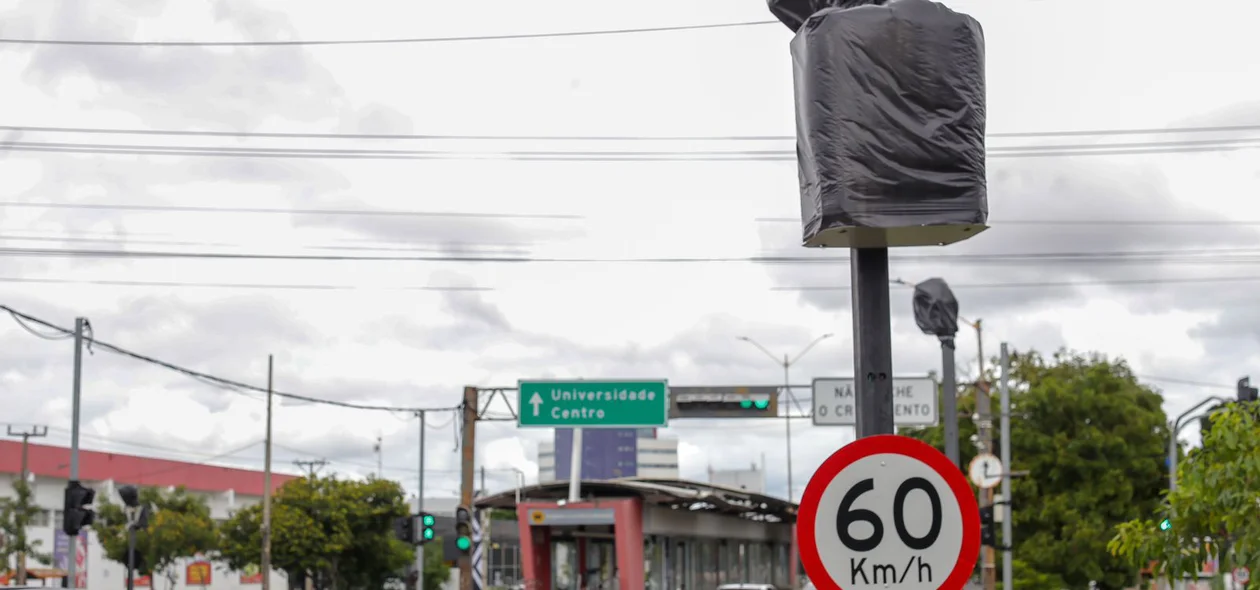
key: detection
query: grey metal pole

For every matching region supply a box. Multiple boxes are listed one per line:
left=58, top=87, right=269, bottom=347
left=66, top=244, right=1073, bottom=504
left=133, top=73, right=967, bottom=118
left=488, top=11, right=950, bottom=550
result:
left=568, top=428, right=584, bottom=501
left=67, top=317, right=85, bottom=589
left=127, top=527, right=136, bottom=590
left=417, top=410, right=426, bottom=590
left=999, top=344, right=1013, bottom=590
left=851, top=248, right=895, bottom=437
left=1168, top=396, right=1227, bottom=492
left=261, top=356, right=274, bottom=590
left=783, top=358, right=794, bottom=501
left=941, top=337, right=960, bottom=468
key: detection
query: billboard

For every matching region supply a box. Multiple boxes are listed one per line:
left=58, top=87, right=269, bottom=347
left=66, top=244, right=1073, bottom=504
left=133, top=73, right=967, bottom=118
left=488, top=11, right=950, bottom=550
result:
left=53, top=528, right=89, bottom=588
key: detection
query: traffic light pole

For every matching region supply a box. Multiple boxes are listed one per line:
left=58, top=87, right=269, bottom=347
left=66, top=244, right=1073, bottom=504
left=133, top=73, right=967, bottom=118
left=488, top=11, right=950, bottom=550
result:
left=458, top=387, right=478, bottom=590
left=851, top=248, right=895, bottom=439
left=67, top=317, right=86, bottom=589
left=417, top=409, right=426, bottom=590
left=999, top=344, right=1013, bottom=590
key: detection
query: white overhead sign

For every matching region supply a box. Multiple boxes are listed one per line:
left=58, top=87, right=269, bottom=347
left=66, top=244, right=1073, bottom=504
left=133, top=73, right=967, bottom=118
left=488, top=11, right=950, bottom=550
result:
left=797, top=435, right=980, bottom=590
left=812, top=377, right=939, bottom=427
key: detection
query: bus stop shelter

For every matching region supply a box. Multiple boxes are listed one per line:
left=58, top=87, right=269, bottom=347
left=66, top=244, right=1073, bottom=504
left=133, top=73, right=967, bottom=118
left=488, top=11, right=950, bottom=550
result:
left=476, top=477, right=797, bottom=589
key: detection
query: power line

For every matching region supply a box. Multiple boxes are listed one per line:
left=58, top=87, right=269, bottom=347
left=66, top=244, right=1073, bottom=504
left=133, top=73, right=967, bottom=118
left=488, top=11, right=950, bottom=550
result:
left=2, top=138, right=1257, bottom=162
left=4, top=122, right=1259, bottom=142
left=757, top=216, right=1260, bottom=226
left=1135, top=375, right=1236, bottom=390
left=2, top=273, right=1258, bottom=293
left=0, top=304, right=463, bottom=413
left=7, top=245, right=1260, bottom=264
left=0, top=19, right=779, bottom=47
left=0, top=201, right=582, bottom=221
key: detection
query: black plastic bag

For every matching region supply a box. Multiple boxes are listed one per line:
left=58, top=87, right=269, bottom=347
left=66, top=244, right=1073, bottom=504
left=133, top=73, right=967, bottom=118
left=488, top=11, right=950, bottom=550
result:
left=912, top=277, right=959, bottom=338
left=768, top=0, right=888, bottom=32
left=782, top=0, right=988, bottom=247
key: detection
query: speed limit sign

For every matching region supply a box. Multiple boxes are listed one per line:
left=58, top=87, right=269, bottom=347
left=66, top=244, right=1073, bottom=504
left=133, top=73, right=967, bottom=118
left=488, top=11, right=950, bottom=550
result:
left=1235, top=567, right=1250, bottom=585
left=798, top=435, right=981, bottom=590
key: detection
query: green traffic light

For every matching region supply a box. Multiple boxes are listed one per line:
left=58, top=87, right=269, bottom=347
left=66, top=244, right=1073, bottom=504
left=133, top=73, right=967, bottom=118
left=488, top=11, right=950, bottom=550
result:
left=1159, top=519, right=1171, bottom=531
left=739, top=399, right=752, bottom=408
left=423, top=528, right=435, bottom=540
left=422, top=515, right=435, bottom=526
left=753, top=399, right=770, bottom=410
left=456, top=536, right=472, bottom=551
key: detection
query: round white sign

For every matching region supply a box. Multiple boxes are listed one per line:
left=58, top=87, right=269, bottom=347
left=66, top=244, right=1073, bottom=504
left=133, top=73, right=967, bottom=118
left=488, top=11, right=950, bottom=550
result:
left=799, top=435, right=980, bottom=590
left=1235, top=567, right=1250, bottom=585
left=968, top=453, right=1003, bottom=489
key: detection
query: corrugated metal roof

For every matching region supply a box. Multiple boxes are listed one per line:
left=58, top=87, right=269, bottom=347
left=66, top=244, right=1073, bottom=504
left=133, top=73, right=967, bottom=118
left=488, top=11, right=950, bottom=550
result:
left=475, top=476, right=798, bottom=523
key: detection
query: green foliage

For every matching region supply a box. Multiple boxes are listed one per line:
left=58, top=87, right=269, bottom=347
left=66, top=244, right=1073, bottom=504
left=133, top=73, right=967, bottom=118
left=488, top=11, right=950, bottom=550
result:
left=94, top=486, right=218, bottom=587
left=218, top=475, right=415, bottom=590
left=1109, top=401, right=1260, bottom=581
left=903, top=349, right=1170, bottom=590
left=424, top=537, right=452, bottom=589
left=0, top=477, right=51, bottom=582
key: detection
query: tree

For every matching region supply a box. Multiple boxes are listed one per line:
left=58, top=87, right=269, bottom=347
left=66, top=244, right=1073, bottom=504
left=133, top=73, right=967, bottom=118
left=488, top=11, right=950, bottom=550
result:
left=902, top=349, right=1171, bottom=590
left=1109, top=401, right=1260, bottom=585
left=423, top=538, right=452, bottom=590
left=94, top=486, right=219, bottom=590
left=219, top=475, right=415, bottom=590
left=0, top=477, right=51, bottom=584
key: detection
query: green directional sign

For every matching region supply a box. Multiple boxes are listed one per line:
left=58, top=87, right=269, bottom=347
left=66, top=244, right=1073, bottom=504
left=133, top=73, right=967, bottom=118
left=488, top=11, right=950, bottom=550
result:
left=518, top=379, right=670, bottom=428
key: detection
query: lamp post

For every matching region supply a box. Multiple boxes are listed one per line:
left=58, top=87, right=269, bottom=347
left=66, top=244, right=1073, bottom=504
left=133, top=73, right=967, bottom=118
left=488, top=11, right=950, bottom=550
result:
left=735, top=333, right=834, bottom=501
left=117, top=485, right=149, bottom=590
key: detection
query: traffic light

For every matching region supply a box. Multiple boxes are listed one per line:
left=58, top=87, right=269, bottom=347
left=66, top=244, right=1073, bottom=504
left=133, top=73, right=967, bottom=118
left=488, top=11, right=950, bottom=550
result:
left=418, top=512, right=436, bottom=545
left=63, top=480, right=96, bottom=536
left=1159, top=518, right=1171, bottom=531
left=670, top=387, right=779, bottom=419
left=1239, top=377, right=1258, bottom=403
left=979, top=505, right=997, bottom=547
left=454, top=506, right=473, bottom=553
left=392, top=515, right=415, bottom=544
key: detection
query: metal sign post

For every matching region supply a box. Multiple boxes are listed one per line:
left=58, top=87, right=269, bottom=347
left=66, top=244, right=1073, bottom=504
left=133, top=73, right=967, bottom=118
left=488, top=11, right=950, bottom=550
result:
left=851, top=248, right=896, bottom=438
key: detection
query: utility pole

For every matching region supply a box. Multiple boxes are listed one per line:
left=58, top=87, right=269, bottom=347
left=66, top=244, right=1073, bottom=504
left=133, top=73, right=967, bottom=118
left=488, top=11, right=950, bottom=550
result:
left=999, top=343, right=1013, bottom=590
left=374, top=434, right=384, bottom=478
left=261, top=355, right=274, bottom=590
left=417, top=410, right=427, bottom=590
left=6, top=424, right=49, bottom=585
left=67, top=316, right=88, bottom=590
left=972, top=319, right=996, bottom=590
left=458, top=386, right=478, bottom=590
left=294, top=459, right=328, bottom=478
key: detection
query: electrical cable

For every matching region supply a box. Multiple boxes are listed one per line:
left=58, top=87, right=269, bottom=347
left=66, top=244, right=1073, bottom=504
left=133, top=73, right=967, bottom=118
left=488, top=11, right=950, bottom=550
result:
left=0, top=304, right=463, bottom=413
left=0, top=201, right=581, bottom=221
left=7, top=245, right=1260, bottom=264
left=4, top=274, right=1260, bottom=293
left=0, top=19, right=780, bottom=47
left=3, top=138, right=1258, bottom=163
left=4, top=122, right=1259, bottom=142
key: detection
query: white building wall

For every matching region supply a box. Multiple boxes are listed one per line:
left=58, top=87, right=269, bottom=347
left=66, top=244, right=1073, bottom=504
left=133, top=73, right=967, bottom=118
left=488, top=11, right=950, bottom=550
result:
left=0, top=473, right=285, bottom=590
left=537, top=441, right=557, bottom=482
left=531, top=435, right=681, bottom=481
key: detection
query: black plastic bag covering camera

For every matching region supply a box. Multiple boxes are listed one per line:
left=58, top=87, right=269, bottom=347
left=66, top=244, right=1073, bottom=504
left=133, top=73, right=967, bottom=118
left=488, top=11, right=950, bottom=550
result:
left=778, top=0, right=988, bottom=247
left=912, top=278, right=959, bottom=338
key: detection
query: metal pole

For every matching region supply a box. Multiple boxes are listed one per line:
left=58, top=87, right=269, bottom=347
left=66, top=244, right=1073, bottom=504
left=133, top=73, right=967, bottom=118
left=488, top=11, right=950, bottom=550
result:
left=67, top=317, right=85, bottom=589
left=973, top=320, right=996, bottom=590
left=999, top=344, right=1013, bottom=590
left=783, top=357, right=794, bottom=501
left=261, top=355, right=274, bottom=590
left=851, top=248, right=895, bottom=437
left=127, top=527, right=136, bottom=590
left=568, top=428, right=584, bottom=502
left=417, top=410, right=426, bottom=590
left=1168, top=396, right=1226, bottom=492
left=941, top=337, right=960, bottom=468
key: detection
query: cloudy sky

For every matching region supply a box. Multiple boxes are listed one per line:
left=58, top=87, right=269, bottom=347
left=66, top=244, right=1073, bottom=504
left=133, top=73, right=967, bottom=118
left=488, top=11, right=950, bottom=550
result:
left=1, top=0, right=1258, bottom=503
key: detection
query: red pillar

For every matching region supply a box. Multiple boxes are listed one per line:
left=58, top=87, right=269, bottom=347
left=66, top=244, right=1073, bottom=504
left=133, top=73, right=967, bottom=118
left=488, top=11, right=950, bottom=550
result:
left=613, top=499, right=645, bottom=589
left=790, top=522, right=800, bottom=588
left=516, top=505, right=553, bottom=589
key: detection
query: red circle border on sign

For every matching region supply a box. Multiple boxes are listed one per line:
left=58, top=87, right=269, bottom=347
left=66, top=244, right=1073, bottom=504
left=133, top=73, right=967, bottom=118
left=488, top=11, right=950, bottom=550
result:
left=797, top=434, right=981, bottom=590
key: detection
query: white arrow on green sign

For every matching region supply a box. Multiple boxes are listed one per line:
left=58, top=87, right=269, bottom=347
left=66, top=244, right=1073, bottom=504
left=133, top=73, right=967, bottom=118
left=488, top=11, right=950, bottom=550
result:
left=517, top=379, right=670, bottom=428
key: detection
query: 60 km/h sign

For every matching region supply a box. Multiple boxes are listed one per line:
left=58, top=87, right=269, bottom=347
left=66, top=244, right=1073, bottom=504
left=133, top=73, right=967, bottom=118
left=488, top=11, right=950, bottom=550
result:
left=517, top=379, right=670, bottom=428
left=798, top=435, right=980, bottom=590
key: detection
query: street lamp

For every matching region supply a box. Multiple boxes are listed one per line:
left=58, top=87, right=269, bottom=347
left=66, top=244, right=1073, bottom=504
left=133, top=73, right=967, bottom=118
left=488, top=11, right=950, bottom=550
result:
left=117, top=485, right=150, bottom=590
left=735, top=333, right=834, bottom=502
